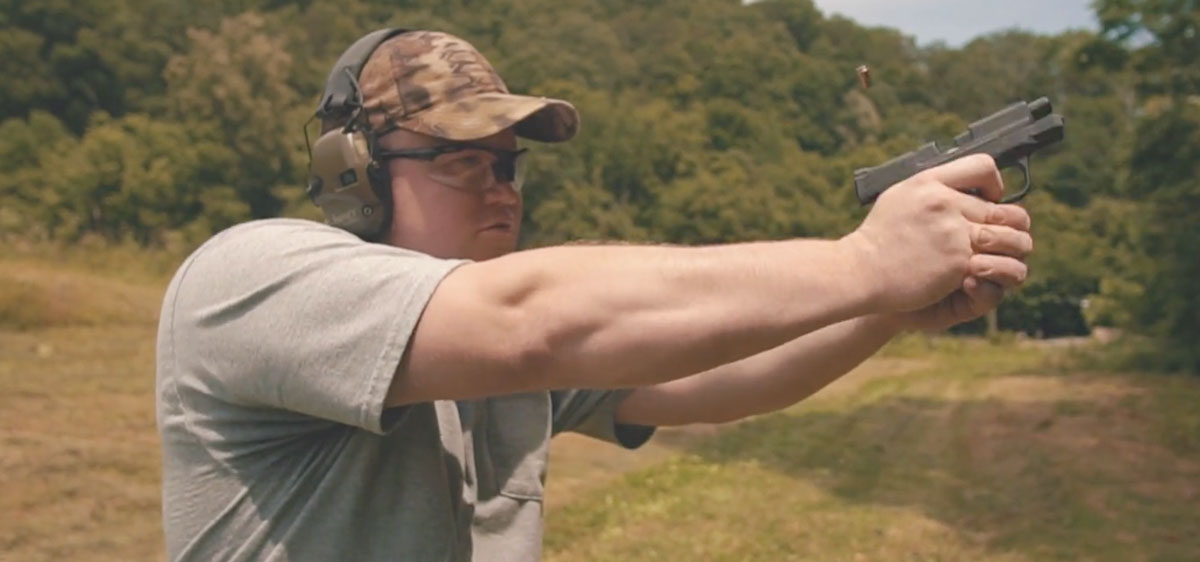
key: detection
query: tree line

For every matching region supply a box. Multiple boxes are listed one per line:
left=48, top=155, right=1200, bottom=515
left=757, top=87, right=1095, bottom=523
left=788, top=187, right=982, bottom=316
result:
left=0, top=0, right=1196, bottom=370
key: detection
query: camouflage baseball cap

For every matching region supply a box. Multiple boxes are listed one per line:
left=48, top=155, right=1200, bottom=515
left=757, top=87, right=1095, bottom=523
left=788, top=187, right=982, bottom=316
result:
left=322, top=30, right=580, bottom=143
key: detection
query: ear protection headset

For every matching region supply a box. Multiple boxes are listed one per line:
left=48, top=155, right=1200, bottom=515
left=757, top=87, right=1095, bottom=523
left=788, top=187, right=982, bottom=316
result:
left=305, top=28, right=409, bottom=240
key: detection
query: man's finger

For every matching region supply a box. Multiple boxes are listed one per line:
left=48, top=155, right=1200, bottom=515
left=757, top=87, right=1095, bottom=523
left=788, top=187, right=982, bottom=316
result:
left=971, top=224, right=1034, bottom=258
left=920, top=153, right=1005, bottom=203
left=986, top=204, right=1032, bottom=232
left=967, top=254, right=1028, bottom=289
left=963, top=276, right=1005, bottom=314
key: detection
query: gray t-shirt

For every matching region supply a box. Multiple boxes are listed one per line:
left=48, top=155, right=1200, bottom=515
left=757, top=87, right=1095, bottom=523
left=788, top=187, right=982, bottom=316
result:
left=156, top=219, right=655, bottom=561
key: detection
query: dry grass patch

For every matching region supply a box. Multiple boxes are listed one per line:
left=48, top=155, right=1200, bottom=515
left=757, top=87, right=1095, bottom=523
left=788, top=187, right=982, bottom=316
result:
left=0, top=259, right=164, bottom=330
left=0, top=325, right=162, bottom=562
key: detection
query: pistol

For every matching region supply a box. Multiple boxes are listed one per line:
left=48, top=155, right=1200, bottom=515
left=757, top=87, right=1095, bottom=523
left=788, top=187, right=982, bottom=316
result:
left=853, top=97, right=1065, bottom=205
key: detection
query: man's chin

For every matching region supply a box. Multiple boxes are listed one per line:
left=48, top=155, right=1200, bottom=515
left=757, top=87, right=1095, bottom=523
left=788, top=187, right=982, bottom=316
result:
left=468, top=234, right=518, bottom=261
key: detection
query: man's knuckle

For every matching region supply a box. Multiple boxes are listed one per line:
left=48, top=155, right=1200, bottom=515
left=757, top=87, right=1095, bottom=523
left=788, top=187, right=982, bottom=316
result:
left=919, top=188, right=950, bottom=213
left=970, top=153, right=997, bottom=170
left=985, top=203, right=1002, bottom=224
left=975, top=227, right=994, bottom=248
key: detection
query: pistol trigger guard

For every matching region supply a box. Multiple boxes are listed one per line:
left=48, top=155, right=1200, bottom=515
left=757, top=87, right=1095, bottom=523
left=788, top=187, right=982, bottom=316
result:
left=1001, top=158, right=1032, bottom=204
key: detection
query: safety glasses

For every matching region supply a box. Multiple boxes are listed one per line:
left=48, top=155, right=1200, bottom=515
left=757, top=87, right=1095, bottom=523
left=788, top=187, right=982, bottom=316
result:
left=375, top=144, right=529, bottom=193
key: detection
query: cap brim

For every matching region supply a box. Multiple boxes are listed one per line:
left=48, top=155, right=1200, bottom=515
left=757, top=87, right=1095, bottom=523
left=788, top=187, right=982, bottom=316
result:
left=397, top=93, right=580, bottom=143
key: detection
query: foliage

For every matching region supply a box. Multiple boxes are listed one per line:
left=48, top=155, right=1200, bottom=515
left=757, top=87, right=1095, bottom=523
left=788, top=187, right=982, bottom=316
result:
left=0, top=0, right=1194, bottom=368
left=1087, top=0, right=1200, bottom=370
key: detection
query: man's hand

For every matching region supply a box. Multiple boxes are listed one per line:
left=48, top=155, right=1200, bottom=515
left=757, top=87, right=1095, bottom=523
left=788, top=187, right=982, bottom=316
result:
left=895, top=277, right=1006, bottom=333
left=841, top=154, right=1032, bottom=314
left=899, top=200, right=1032, bottom=332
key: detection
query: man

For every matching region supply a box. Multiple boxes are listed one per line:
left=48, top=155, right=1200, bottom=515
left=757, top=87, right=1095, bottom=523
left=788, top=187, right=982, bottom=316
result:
left=156, top=30, right=1032, bottom=561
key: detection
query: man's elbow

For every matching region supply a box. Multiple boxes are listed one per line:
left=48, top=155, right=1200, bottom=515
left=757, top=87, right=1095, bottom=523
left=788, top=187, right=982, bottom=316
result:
left=496, top=307, right=558, bottom=390
left=387, top=267, right=562, bottom=404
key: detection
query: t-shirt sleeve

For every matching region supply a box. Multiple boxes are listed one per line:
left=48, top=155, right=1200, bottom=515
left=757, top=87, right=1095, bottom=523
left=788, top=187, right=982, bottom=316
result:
left=550, top=389, right=656, bottom=449
left=167, top=219, right=466, bottom=435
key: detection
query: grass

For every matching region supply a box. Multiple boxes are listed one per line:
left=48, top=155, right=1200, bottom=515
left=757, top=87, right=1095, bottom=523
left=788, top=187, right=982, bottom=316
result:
left=1, top=252, right=1198, bottom=561
left=544, top=339, right=1200, bottom=562
left=0, top=324, right=163, bottom=562
left=0, top=248, right=169, bottom=562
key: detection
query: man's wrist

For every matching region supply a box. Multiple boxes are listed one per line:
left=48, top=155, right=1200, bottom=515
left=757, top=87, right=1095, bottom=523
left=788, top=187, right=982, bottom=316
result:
left=833, top=233, right=886, bottom=314
left=863, top=312, right=911, bottom=337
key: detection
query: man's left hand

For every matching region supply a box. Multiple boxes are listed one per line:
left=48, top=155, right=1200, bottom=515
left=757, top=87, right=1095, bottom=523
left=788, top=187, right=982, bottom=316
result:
left=895, top=203, right=1033, bottom=333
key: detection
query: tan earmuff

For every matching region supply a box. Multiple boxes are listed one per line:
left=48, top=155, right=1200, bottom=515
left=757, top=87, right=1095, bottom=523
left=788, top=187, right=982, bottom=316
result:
left=307, top=127, right=388, bottom=238
left=305, top=28, right=409, bottom=240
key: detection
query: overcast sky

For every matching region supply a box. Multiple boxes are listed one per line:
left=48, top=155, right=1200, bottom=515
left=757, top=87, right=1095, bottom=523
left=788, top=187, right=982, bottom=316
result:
left=809, top=0, right=1099, bottom=46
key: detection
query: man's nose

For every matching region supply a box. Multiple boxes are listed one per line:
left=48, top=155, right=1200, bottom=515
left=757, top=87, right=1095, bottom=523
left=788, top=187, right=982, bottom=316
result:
left=481, top=172, right=520, bottom=204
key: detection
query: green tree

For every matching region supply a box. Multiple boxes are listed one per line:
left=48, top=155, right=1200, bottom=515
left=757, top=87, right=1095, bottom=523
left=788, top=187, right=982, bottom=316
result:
left=0, top=111, right=72, bottom=238
left=1087, top=0, right=1200, bottom=370
left=36, top=113, right=245, bottom=245
left=164, top=12, right=301, bottom=219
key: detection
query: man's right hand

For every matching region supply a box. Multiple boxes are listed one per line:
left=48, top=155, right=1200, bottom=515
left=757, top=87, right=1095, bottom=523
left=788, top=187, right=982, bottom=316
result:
left=841, top=154, right=1033, bottom=313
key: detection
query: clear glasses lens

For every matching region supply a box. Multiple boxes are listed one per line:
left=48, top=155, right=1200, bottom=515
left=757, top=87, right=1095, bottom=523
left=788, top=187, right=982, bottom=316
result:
left=427, top=149, right=526, bottom=193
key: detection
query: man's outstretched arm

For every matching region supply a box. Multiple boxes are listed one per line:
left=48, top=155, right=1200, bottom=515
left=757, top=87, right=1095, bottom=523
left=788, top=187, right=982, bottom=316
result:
left=614, top=203, right=1033, bottom=427
left=392, top=237, right=878, bottom=405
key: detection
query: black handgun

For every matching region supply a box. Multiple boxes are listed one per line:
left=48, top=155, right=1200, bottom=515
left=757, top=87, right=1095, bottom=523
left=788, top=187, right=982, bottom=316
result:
left=853, top=97, right=1065, bottom=205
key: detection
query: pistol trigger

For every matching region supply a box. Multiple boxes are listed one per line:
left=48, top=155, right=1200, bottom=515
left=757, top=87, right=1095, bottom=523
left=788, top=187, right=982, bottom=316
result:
left=1002, top=157, right=1032, bottom=204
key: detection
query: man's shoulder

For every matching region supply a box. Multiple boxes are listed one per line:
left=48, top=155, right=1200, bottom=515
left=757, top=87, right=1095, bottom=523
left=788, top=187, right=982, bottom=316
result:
left=166, top=219, right=325, bottom=280
left=175, top=218, right=437, bottom=275
left=201, top=218, right=353, bottom=250
left=166, top=218, right=459, bottom=295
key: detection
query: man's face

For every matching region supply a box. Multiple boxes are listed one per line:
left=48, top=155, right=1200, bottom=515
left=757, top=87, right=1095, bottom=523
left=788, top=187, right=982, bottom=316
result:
left=377, top=128, right=523, bottom=261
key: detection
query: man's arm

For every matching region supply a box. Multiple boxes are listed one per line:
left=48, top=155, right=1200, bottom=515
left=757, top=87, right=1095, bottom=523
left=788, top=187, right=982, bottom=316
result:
left=614, top=205, right=1031, bottom=427
left=388, top=155, right=1028, bottom=406
left=391, top=238, right=877, bottom=405
left=612, top=313, right=905, bottom=426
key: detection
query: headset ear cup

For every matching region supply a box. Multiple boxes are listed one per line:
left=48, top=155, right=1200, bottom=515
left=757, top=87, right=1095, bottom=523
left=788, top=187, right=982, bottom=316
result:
left=307, top=128, right=390, bottom=240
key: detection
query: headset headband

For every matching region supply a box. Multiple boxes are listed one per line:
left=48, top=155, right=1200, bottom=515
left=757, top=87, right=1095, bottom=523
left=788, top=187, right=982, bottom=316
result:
left=304, top=28, right=411, bottom=240
left=315, top=28, right=410, bottom=123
